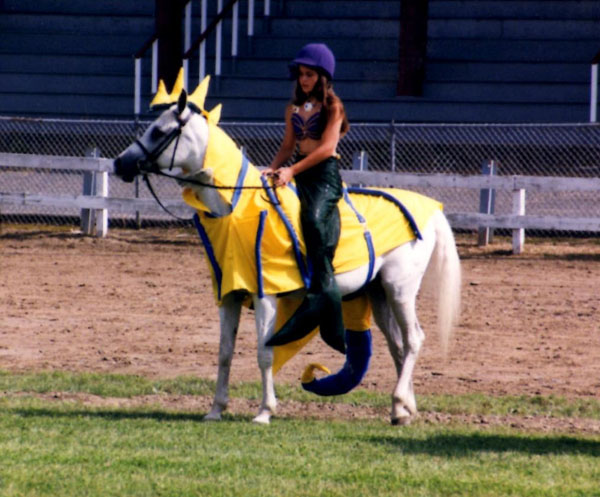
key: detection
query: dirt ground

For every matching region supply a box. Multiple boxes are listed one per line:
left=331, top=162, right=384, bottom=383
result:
left=1, top=226, right=599, bottom=430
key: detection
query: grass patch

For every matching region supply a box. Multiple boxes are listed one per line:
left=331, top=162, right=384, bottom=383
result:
left=0, top=396, right=599, bottom=497
left=0, top=370, right=215, bottom=398
left=2, top=370, right=600, bottom=420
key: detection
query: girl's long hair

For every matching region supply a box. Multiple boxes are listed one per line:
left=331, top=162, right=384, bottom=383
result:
left=292, top=73, right=350, bottom=136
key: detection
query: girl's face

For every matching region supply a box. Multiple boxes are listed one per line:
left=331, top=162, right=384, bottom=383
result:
left=297, top=65, right=319, bottom=95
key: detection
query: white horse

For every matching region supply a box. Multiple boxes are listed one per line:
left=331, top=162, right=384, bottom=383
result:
left=114, top=88, right=461, bottom=425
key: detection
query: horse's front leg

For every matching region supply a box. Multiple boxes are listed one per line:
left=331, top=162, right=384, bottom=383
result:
left=252, top=293, right=278, bottom=424
left=204, top=292, right=243, bottom=421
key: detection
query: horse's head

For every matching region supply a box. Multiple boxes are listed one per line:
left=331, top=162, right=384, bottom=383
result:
left=114, top=90, right=208, bottom=183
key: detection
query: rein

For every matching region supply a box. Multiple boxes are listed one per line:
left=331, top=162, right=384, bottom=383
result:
left=144, top=165, right=275, bottom=191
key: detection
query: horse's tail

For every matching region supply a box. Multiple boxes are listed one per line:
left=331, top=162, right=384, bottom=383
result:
left=425, top=210, right=461, bottom=356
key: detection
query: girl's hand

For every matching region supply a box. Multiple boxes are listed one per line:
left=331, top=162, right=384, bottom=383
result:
left=274, top=167, right=293, bottom=186
left=262, top=168, right=276, bottom=177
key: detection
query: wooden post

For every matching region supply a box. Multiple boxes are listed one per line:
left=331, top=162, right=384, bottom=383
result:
left=478, top=159, right=497, bottom=246
left=351, top=150, right=368, bottom=187
left=81, top=147, right=100, bottom=235
left=81, top=147, right=108, bottom=237
left=512, top=189, right=526, bottom=254
left=352, top=150, right=368, bottom=171
left=95, top=171, right=108, bottom=238
left=81, top=171, right=94, bottom=234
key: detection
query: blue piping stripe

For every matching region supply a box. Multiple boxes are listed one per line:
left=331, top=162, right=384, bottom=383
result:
left=343, top=188, right=366, bottom=223
left=343, top=189, right=375, bottom=287
left=255, top=210, right=268, bottom=298
left=346, top=187, right=423, bottom=240
left=287, top=182, right=299, bottom=198
left=193, top=213, right=223, bottom=300
left=230, top=154, right=249, bottom=211
left=260, top=176, right=311, bottom=288
left=363, top=230, right=375, bottom=282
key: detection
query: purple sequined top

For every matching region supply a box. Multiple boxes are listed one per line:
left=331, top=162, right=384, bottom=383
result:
left=291, top=107, right=324, bottom=141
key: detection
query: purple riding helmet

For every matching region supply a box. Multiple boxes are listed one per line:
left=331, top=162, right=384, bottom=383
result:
left=289, top=43, right=336, bottom=81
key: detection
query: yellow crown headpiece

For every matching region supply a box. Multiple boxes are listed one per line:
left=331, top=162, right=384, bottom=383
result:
left=150, top=68, right=221, bottom=124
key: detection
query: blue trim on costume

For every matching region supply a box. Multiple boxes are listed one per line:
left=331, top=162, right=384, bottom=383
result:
left=260, top=176, right=311, bottom=289
left=230, top=154, right=249, bottom=211
left=346, top=187, right=423, bottom=240
left=363, top=230, right=375, bottom=279
left=343, top=189, right=375, bottom=287
left=193, top=213, right=223, bottom=300
left=343, top=188, right=366, bottom=223
left=255, top=210, right=268, bottom=298
left=302, top=329, right=372, bottom=396
left=287, top=182, right=299, bottom=198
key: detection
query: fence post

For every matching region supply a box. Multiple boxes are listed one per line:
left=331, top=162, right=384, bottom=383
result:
left=352, top=150, right=368, bottom=171
left=95, top=170, right=108, bottom=237
left=352, top=150, right=368, bottom=187
left=512, top=188, right=526, bottom=254
left=81, top=171, right=94, bottom=233
left=81, top=147, right=108, bottom=237
left=81, top=147, right=100, bottom=235
left=478, top=159, right=497, bottom=246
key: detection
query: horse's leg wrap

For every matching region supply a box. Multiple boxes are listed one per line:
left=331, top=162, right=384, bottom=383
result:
left=302, top=329, right=372, bottom=396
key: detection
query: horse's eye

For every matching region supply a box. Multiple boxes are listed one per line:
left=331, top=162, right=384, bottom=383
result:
left=150, top=127, right=165, bottom=141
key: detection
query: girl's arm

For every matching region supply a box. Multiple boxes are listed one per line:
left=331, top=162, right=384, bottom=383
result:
left=266, top=105, right=296, bottom=172
left=274, top=103, right=343, bottom=185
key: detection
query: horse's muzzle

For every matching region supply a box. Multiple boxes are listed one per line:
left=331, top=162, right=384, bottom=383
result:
left=113, top=155, right=141, bottom=183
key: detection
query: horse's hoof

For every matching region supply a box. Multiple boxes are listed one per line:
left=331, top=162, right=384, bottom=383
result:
left=252, top=412, right=271, bottom=425
left=203, top=411, right=222, bottom=422
left=391, top=416, right=412, bottom=426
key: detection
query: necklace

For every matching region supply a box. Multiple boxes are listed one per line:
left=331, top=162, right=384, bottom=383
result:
left=303, top=101, right=313, bottom=112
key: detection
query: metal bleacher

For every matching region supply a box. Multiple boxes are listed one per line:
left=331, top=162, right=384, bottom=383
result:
left=0, top=0, right=599, bottom=122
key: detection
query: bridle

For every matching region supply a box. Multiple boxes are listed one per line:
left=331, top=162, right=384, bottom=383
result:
left=134, top=111, right=191, bottom=176
left=132, top=110, right=279, bottom=220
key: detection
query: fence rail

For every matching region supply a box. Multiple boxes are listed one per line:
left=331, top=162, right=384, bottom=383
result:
left=2, top=152, right=600, bottom=252
left=0, top=152, right=114, bottom=173
left=1, top=117, right=600, bottom=252
left=343, top=170, right=600, bottom=192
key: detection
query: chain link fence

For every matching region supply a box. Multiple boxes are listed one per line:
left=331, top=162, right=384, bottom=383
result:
left=1, top=116, right=600, bottom=233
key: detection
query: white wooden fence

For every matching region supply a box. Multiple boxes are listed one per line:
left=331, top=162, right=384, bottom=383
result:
left=2, top=152, right=600, bottom=253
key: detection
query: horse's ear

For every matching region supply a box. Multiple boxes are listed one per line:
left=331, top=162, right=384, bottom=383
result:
left=177, top=89, right=188, bottom=115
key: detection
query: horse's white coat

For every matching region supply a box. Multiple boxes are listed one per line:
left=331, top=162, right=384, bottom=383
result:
left=118, top=101, right=461, bottom=424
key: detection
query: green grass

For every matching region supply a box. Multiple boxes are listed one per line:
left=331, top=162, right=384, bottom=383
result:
left=2, top=370, right=600, bottom=420
left=0, top=397, right=599, bottom=497
left=1, top=370, right=599, bottom=497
